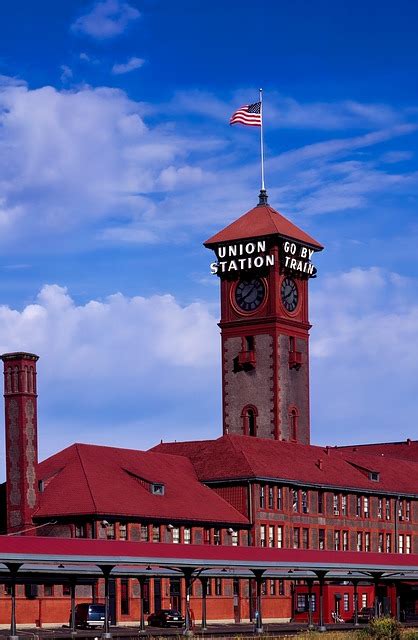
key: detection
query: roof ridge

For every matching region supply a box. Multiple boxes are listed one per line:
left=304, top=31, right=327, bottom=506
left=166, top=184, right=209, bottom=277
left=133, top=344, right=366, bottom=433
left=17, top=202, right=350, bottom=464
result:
left=224, top=435, right=255, bottom=477
left=75, top=443, right=98, bottom=514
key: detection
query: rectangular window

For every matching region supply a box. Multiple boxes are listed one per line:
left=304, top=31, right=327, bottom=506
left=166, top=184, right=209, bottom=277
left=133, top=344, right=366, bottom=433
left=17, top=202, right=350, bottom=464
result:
left=172, top=527, right=180, bottom=544
left=277, top=487, right=283, bottom=510
left=386, top=533, right=391, bottom=553
left=343, top=593, right=349, bottom=612
left=318, top=491, right=324, bottom=514
left=342, top=495, right=347, bottom=516
left=365, top=532, right=370, bottom=552
left=270, top=579, right=276, bottom=596
left=334, top=530, right=340, bottom=551
left=399, top=535, right=404, bottom=554
left=357, top=532, right=363, bottom=552
left=302, top=528, right=309, bottom=550
left=277, top=525, right=283, bottom=548
left=293, top=527, right=300, bottom=549
left=378, top=533, right=384, bottom=552
left=260, top=485, right=265, bottom=508
left=140, top=525, right=149, bottom=542
left=214, top=528, right=221, bottom=545
left=232, top=531, right=239, bottom=546
left=183, top=527, right=191, bottom=544
left=310, top=594, right=316, bottom=612
left=44, top=584, right=53, bottom=597
left=119, top=523, right=127, bottom=540
left=106, top=523, right=115, bottom=540
left=204, top=528, right=211, bottom=545
left=121, top=579, right=130, bottom=615
left=63, top=585, right=70, bottom=597
left=297, top=594, right=307, bottom=612
left=406, top=535, right=411, bottom=554
left=406, top=501, right=411, bottom=521
left=343, top=530, right=349, bottom=551
left=357, top=496, right=362, bottom=517
left=215, top=578, right=222, bottom=596
left=386, top=499, right=391, bottom=520
left=260, top=525, right=266, bottom=547
left=362, top=593, right=368, bottom=608
left=319, top=529, right=325, bottom=550
left=292, top=489, right=299, bottom=512
left=153, top=525, right=160, bottom=543
left=268, top=525, right=274, bottom=548
left=364, top=497, right=370, bottom=518
left=261, top=580, right=267, bottom=596
left=302, top=490, right=309, bottom=513
left=75, top=524, right=86, bottom=538
left=333, top=494, right=340, bottom=516
left=278, top=580, right=285, bottom=596
left=378, top=498, right=383, bottom=519
left=268, top=486, right=274, bottom=509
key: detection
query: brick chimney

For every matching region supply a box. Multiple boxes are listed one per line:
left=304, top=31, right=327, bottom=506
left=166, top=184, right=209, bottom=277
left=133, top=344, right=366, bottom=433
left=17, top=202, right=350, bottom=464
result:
left=1, top=352, right=39, bottom=534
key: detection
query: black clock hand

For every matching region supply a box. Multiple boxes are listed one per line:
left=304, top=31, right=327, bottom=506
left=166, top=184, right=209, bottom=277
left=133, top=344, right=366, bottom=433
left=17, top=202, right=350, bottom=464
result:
left=284, top=289, right=293, bottom=299
left=242, top=285, right=256, bottom=302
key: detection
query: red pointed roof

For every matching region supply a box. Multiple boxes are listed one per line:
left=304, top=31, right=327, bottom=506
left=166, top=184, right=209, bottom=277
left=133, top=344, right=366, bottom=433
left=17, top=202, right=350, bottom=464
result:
left=34, top=443, right=248, bottom=524
left=204, top=204, right=323, bottom=250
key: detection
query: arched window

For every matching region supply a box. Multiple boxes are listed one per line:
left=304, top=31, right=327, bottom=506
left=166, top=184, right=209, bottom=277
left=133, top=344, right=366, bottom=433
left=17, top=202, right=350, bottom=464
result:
left=241, top=405, right=258, bottom=436
left=289, top=406, right=299, bottom=441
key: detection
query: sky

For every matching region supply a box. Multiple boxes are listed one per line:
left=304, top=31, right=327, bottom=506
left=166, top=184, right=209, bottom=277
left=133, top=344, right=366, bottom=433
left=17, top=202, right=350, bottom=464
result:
left=0, top=0, right=417, bottom=469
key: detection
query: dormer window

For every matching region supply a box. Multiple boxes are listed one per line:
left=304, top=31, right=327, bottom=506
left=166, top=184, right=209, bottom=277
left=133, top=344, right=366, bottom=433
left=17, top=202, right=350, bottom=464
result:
left=151, top=483, right=165, bottom=495
left=370, top=472, right=380, bottom=482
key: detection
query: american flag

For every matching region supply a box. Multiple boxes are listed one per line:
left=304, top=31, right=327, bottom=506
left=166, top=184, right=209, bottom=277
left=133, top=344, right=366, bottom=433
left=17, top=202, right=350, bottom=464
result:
left=230, top=101, right=261, bottom=127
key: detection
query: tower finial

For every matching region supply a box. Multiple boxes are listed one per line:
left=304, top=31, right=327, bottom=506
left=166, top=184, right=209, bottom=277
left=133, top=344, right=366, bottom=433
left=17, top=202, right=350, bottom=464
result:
left=258, top=189, right=268, bottom=205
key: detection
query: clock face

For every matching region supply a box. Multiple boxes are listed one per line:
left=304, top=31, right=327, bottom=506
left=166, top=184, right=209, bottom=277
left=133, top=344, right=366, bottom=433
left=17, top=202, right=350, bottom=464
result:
left=281, top=277, right=299, bottom=312
left=234, top=278, right=266, bottom=312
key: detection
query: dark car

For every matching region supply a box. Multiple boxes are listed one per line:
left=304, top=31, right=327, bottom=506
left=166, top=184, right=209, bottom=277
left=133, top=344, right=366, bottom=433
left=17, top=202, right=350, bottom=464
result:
left=69, top=603, right=109, bottom=628
left=147, top=609, right=184, bottom=627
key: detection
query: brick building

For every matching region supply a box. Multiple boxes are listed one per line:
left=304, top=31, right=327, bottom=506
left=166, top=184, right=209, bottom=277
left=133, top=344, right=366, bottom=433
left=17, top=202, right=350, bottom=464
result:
left=0, top=195, right=417, bottom=626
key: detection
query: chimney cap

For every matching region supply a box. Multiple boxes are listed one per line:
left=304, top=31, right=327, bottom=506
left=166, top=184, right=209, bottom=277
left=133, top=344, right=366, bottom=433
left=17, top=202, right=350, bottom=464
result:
left=1, top=352, right=39, bottom=362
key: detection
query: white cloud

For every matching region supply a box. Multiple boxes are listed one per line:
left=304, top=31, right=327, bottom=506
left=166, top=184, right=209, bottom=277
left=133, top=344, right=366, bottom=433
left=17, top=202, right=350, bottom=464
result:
left=60, top=65, right=73, bottom=83
left=0, top=284, right=220, bottom=467
left=112, top=56, right=144, bottom=75
left=71, top=0, right=140, bottom=39
left=310, top=267, right=418, bottom=443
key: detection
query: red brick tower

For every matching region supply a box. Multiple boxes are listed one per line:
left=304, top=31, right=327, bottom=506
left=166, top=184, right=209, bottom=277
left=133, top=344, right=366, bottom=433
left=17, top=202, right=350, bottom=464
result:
left=1, top=352, right=39, bottom=533
left=205, top=195, right=323, bottom=444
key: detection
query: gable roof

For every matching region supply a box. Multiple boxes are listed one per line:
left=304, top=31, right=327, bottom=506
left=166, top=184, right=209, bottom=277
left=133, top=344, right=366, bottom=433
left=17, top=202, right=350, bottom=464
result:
left=335, top=440, right=418, bottom=463
left=34, top=443, right=248, bottom=525
left=152, top=435, right=418, bottom=496
left=204, top=204, right=323, bottom=250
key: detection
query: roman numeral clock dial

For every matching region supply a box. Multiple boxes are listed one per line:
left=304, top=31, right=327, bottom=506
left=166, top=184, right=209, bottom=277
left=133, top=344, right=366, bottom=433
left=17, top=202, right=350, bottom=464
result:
left=281, top=277, right=299, bottom=312
left=234, top=278, right=266, bottom=313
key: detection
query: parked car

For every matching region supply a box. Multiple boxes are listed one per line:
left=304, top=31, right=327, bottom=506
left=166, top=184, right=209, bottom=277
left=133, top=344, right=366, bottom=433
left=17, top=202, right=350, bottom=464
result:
left=69, top=603, right=109, bottom=629
left=147, top=609, right=184, bottom=627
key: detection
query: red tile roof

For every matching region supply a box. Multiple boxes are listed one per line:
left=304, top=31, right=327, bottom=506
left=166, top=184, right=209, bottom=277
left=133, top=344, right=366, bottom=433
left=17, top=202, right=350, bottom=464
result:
left=35, top=443, right=248, bottom=525
left=335, top=440, right=418, bottom=463
left=204, top=204, right=323, bottom=250
left=152, top=435, right=418, bottom=496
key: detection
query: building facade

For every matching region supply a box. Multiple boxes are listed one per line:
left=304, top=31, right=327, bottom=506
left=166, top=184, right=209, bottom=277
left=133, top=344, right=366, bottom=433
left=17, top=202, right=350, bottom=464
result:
left=0, top=196, right=417, bottom=627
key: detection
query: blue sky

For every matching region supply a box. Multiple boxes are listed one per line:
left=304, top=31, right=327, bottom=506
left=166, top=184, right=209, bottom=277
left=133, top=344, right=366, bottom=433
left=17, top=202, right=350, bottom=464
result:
left=0, top=0, right=417, bottom=468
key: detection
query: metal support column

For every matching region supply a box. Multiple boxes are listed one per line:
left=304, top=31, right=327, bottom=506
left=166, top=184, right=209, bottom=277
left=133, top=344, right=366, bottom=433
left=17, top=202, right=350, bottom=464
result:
left=307, top=579, right=314, bottom=630
left=98, top=565, right=115, bottom=640
left=138, top=576, right=147, bottom=634
left=373, top=573, right=383, bottom=619
left=252, top=570, right=265, bottom=634
left=353, top=580, right=360, bottom=627
left=5, top=563, right=22, bottom=640
left=70, top=579, right=77, bottom=635
left=315, top=570, right=327, bottom=632
left=200, top=576, right=208, bottom=631
left=183, top=568, right=195, bottom=636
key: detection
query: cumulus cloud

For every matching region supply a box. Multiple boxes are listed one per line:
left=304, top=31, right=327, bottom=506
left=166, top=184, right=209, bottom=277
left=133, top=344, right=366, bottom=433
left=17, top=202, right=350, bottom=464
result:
left=0, top=284, right=220, bottom=466
left=112, top=56, right=144, bottom=75
left=310, top=267, right=418, bottom=444
left=71, top=0, right=140, bottom=39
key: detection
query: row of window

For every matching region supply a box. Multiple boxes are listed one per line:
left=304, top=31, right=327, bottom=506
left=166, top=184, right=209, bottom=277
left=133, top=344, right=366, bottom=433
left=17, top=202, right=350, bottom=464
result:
left=259, top=524, right=413, bottom=553
left=296, top=592, right=370, bottom=614
left=259, top=485, right=413, bottom=522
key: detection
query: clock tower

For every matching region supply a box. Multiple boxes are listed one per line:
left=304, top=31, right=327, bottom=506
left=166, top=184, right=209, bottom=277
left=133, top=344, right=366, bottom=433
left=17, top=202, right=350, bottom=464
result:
left=205, top=194, right=323, bottom=444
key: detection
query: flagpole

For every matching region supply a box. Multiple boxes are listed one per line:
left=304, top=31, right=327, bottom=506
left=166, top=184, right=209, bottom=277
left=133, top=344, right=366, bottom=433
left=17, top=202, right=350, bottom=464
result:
left=259, top=88, right=268, bottom=204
